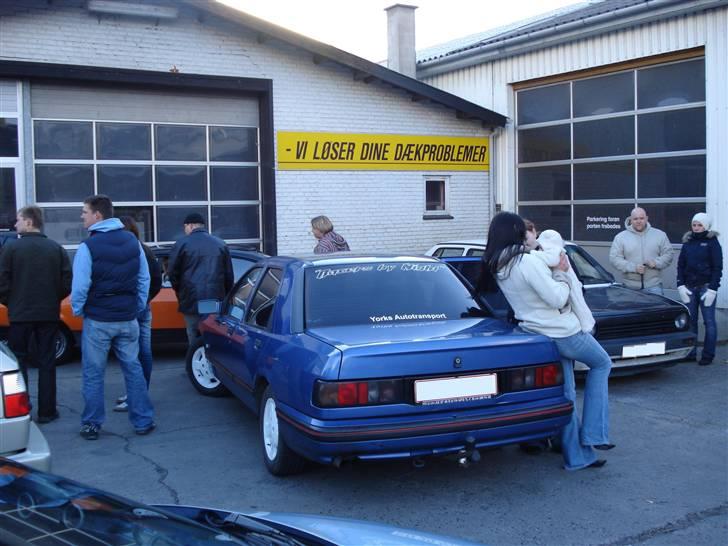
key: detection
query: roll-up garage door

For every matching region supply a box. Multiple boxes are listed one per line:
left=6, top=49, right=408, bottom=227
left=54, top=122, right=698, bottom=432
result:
left=30, top=82, right=261, bottom=246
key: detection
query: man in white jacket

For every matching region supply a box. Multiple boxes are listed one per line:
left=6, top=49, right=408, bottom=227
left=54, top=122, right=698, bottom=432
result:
left=609, top=207, right=674, bottom=294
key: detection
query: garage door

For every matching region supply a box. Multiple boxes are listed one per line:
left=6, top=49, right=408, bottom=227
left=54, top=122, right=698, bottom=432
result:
left=30, top=83, right=261, bottom=246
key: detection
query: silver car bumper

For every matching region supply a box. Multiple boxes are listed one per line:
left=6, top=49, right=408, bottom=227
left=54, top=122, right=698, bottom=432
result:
left=575, top=346, right=693, bottom=372
left=5, top=421, right=52, bottom=472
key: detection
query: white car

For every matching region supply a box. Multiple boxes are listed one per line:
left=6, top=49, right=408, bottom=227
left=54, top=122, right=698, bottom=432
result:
left=426, top=239, right=487, bottom=258
left=0, top=343, right=51, bottom=471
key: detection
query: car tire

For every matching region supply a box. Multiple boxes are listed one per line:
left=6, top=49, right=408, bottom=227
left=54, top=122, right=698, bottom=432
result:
left=185, top=338, right=229, bottom=397
left=54, top=327, right=74, bottom=365
left=259, top=386, right=306, bottom=476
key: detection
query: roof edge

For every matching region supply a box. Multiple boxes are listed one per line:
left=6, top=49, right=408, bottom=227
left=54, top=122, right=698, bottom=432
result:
left=417, top=0, right=722, bottom=79
left=182, top=0, right=506, bottom=127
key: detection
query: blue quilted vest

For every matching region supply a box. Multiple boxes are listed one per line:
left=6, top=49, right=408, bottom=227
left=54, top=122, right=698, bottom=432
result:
left=83, top=229, right=140, bottom=322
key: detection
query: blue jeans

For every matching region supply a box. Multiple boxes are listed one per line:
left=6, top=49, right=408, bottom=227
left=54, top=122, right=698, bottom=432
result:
left=81, top=318, right=154, bottom=430
left=138, top=307, right=153, bottom=387
left=687, top=284, right=717, bottom=363
left=643, top=284, right=664, bottom=296
left=553, top=332, right=612, bottom=469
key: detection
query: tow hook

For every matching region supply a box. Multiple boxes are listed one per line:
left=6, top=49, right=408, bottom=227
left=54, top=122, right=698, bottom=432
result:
left=457, top=436, right=481, bottom=468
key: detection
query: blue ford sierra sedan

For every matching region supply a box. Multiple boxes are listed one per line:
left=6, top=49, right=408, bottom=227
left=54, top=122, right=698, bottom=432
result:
left=189, top=254, right=573, bottom=475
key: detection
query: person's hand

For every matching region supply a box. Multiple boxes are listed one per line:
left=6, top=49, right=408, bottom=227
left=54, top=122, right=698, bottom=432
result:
left=677, top=285, right=692, bottom=304
left=556, top=253, right=570, bottom=272
left=646, top=260, right=656, bottom=268
left=635, top=264, right=646, bottom=274
left=701, top=289, right=717, bottom=307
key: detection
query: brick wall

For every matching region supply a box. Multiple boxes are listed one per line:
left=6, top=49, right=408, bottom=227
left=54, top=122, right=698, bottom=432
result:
left=0, top=0, right=492, bottom=254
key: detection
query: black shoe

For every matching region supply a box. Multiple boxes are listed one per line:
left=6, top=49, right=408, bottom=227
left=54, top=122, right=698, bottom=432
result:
left=519, top=441, right=546, bottom=455
left=594, top=443, right=616, bottom=451
left=80, top=423, right=100, bottom=440
left=135, top=422, right=156, bottom=436
left=698, top=359, right=713, bottom=366
left=36, top=411, right=60, bottom=424
left=587, top=459, right=607, bottom=469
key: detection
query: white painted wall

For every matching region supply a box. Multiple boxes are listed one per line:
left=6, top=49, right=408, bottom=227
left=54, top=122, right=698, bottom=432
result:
left=0, top=0, right=492, bottom=255
left=422, top=6, right=728, bottom=307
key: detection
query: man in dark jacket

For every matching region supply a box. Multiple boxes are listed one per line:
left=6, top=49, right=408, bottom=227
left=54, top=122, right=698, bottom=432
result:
left=71, top=195, right=154, bottom=440
left=0, top=206, right=72, bottom=423
left=167, top=213, right=233, bottom=345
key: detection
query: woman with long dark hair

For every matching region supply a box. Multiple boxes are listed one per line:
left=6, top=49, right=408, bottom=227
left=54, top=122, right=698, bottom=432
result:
left=114, top=216, right=162, bottom=411
left=481, top=212, right=612, bottom=470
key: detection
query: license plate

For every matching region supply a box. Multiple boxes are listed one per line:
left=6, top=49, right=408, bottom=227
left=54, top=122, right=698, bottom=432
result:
left=414, top=373, right=497, bottom=405
left=621, top=341, right=666, bottom=358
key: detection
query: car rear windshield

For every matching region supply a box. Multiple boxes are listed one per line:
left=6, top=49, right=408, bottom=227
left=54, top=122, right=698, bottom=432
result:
left=304, top=261, right=485, bottom=328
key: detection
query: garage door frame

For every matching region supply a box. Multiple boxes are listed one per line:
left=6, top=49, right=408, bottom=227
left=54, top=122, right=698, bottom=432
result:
left=0, top=60, right=278, bottom=255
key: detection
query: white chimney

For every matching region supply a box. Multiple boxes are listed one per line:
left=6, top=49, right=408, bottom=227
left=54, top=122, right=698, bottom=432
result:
left=385, top=4, right=417, bottom=78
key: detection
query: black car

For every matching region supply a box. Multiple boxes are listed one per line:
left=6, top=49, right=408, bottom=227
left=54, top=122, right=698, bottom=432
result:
left=442, top=243, right=695, bottom=375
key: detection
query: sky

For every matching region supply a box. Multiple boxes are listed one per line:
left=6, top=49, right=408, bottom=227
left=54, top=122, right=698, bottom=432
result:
left=218, top=0, right=583, bottom=62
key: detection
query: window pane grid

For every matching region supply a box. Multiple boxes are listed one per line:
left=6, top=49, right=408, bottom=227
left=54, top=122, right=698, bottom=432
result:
left=515, top=57, right=705, bottom=243
left=31, top=118, right=261, bottom=245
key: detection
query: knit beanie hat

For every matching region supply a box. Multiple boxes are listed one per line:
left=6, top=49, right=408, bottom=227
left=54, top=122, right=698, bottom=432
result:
left=692, top=212, right=711, bottom=231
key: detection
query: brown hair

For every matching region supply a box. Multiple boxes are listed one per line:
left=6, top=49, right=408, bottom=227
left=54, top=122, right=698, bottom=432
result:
left=119, top=216, right=141, bottom=240
left=83, top=194, right=114, bottom=220
left=311, top=215, right=334, bottom=234
left=18, top=206, right=44, bottom=230
left=523, top=218, right=537, bottom=234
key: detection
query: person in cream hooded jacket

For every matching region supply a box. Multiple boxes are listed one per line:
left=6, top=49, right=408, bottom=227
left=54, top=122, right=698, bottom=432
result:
left=609, top=207, right=674, bottom=293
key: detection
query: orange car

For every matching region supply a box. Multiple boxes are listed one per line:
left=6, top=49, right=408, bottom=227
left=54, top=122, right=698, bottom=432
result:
left=0, top=246, right=263, bottom=363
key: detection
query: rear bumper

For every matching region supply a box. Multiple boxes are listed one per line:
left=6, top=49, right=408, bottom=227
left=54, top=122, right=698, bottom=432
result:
left=277, top=398, right=572, bottom=464
left=5, top=422, right=51, bottom=472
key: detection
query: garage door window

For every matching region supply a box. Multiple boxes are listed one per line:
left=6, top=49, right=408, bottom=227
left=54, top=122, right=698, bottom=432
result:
left=32, top=119, right=260, bottom=246
left=516, top=57, right=705, bottom=243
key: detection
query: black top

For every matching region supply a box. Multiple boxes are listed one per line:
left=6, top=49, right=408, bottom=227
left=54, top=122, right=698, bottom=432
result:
left=0, top=232, right=72, bottom=322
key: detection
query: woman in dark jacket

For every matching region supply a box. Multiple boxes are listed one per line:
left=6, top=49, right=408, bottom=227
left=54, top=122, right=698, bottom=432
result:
left=115, top=216, right=162, bottom=411
left=676, top=213, right=722, bottom=366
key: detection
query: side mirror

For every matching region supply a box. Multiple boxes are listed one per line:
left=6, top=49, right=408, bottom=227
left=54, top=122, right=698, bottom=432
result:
left=197, top=300, right=221, bottom=315
left=230, top=306, right=245, bottom=321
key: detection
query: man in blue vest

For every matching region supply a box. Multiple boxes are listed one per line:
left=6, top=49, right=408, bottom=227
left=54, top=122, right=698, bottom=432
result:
left=71, top=195, right=155, bottom=440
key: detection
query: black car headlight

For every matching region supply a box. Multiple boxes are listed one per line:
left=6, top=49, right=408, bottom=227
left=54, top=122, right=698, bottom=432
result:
left=674, top=313, right=689, bottom=330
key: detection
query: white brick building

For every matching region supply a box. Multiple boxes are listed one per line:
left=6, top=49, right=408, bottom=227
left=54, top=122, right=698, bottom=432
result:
left=0, top=0, right=505, bottom=255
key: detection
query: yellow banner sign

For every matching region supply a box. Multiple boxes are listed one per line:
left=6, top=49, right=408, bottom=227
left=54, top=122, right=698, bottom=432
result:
left=277, top=132, right=489, bottom=171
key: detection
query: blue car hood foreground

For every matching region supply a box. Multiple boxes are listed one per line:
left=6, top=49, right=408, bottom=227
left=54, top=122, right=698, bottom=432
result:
left=155, top=504, right=484, bottom=545
left=250, top=511, right=484, bottom=546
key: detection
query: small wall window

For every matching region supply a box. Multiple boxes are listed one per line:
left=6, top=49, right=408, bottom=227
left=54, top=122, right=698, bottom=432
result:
left=424, top=177, right=449, bottom=218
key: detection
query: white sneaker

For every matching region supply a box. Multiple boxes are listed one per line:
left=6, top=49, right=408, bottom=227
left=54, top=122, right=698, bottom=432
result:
left=116, top=394, right=127, bottom=404
left=113, top=401, right=128, bottom=412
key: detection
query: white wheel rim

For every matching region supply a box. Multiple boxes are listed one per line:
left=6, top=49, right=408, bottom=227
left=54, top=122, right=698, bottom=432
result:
left=191, top=346, right=220, bottom=389
left=263, top=397, right=279, bottom=461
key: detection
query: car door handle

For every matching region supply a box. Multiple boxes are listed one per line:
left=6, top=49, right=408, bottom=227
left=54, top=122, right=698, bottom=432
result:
left=254, top=339, right=262, bottom=349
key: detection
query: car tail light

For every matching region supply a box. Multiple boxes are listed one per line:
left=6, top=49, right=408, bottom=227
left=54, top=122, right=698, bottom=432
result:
left=502, top=363, right=563, bottom=392
left=315, top=379, right=404, bottom=408
left=2, top=372, right=31, bottom=418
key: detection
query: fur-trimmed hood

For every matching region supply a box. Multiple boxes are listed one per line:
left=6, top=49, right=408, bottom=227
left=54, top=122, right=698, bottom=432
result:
left=682, top=230, right=720, bottom=243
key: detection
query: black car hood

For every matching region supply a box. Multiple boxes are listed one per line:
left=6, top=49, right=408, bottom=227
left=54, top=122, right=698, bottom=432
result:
left=584, top=284, right=685, bottom=318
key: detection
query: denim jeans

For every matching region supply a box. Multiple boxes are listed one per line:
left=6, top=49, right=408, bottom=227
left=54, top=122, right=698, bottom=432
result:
left=553, top=332, right=612, bottom=460
left=81, top=318, right=154, bottom=430
left=138, top=306, right=152, bottom=387
left=643, top=284, right=664, bottom=296
left=687, top=284, right=717, bottom=363
left=183, top=313, right=200, bottom=345
left=557, top=358, right=597, bottom=471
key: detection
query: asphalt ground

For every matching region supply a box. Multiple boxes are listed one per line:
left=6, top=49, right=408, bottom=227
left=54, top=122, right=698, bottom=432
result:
left=26, top=343, right=728, bottom=546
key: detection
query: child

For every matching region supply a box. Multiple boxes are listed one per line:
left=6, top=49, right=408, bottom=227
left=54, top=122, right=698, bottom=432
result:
left=532, top=230, right=595, bottom=334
